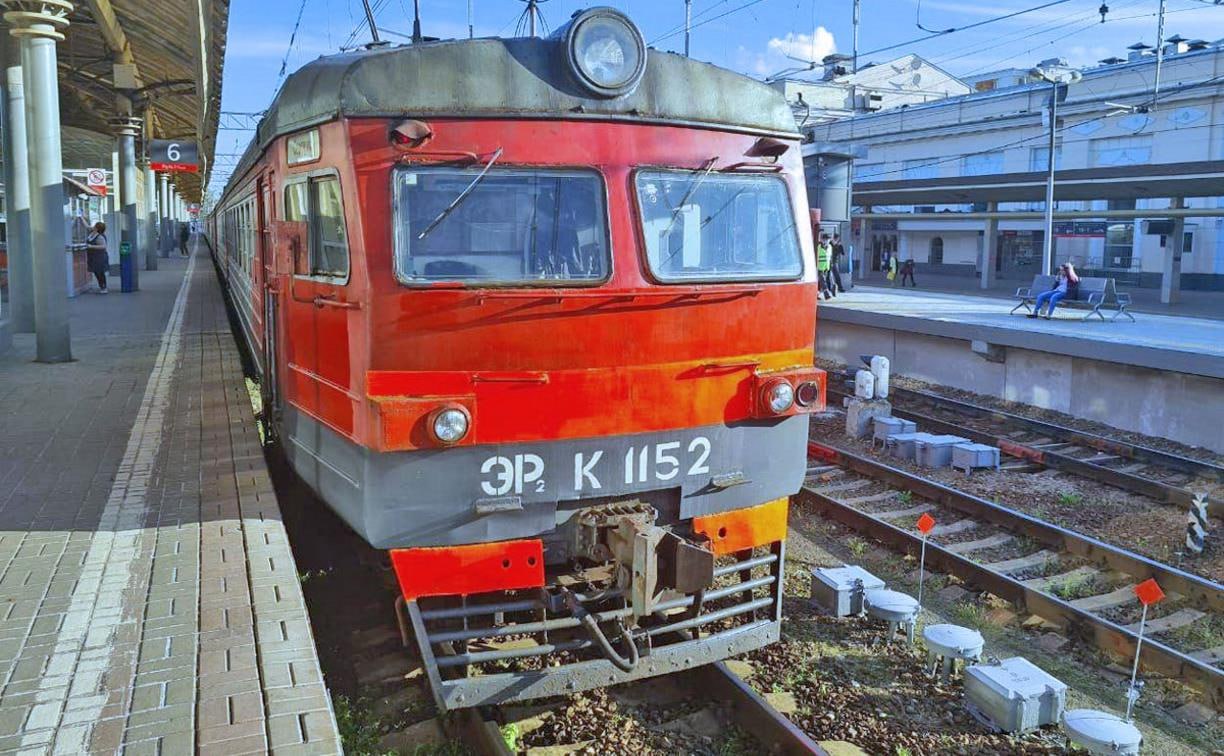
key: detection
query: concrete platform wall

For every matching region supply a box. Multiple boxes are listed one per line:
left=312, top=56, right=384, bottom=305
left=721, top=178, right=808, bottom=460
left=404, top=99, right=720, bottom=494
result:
left=819, top=320, right=1224, bottom=453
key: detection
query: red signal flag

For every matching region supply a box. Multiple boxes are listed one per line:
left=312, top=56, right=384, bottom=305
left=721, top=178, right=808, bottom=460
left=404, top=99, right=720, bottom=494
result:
left=917, top=512, right=935, bottom=535
left=1134, top=578, right=1165, bottom=606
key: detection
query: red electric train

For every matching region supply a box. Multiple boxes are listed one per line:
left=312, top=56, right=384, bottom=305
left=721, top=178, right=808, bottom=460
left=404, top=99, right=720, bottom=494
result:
left=209, top=8, right=823, bottom=710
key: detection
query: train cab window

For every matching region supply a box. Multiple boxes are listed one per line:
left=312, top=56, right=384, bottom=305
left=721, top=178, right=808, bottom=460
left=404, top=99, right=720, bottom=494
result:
left=635, top=171, right=802, bottom=282
left=284, top=175, right=349, bottom=279
left=392, top=166, right=608, bottom=285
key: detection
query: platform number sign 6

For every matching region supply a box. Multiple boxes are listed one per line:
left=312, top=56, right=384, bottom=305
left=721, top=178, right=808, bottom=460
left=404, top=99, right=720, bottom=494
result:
left=149, top=139, right=199, bottom=172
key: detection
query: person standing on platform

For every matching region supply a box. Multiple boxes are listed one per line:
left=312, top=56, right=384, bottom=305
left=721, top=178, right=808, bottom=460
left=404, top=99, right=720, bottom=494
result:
left=816, top=234, right=834, bottom=300
left=86, top=222, right=109, bottom=294
left=900, top=258, right=916, bottom=287
left=1029, top=262, right=1079, bottom=319
left=179, top=222, right=190, bottom=257
left=830, top=234, right=847, bottom=294
left=886, top=252, right=899, bottom=286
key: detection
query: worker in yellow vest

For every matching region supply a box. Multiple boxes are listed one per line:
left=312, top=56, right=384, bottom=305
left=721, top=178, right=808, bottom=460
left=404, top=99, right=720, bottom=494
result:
left=816, top=234, right=834, bottom=300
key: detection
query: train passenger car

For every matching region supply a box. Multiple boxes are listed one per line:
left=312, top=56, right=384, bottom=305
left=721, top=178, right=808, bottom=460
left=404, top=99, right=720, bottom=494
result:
left=208, top=8, right=824, bottom=711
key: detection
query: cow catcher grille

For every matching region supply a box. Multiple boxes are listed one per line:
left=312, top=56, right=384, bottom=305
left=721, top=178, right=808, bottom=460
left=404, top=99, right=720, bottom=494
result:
left=399, top=543, right=785, bottom=711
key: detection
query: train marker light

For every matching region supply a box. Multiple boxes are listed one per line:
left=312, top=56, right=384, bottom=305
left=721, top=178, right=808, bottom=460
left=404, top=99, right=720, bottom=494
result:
left=431, top=407, right=470, bottom=444
left=764, top=381, right=794, bottom=414
left=390, top=119, right=433, bottom=148
left=559, top=8, right=647, bottom=98
left=795, top=380, right=820, bottom=407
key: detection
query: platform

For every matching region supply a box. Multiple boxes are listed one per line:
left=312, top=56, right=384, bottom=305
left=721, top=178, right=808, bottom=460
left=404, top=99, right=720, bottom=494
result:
left=0, top=246, right=342, bottom=754
left=817, top=287, right=1224, bottom=452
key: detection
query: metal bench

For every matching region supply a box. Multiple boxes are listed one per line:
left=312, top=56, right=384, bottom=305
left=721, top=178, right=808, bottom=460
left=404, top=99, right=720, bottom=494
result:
left=1011, top=274, right=1134, bottom=322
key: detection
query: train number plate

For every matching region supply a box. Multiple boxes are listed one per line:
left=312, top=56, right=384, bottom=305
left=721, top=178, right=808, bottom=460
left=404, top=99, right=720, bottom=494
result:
left=479, top=437, right=712, bottom=497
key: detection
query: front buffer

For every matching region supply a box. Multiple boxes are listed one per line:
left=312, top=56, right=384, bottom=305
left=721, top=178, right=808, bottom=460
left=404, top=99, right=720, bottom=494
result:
left=391, top=497, right=789, bottom=712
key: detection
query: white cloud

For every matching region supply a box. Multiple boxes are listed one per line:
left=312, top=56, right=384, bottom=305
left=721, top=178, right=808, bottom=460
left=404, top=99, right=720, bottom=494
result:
left=737, top=27, right=838, bottom=79
left=767, top=28, right=838, bottom=63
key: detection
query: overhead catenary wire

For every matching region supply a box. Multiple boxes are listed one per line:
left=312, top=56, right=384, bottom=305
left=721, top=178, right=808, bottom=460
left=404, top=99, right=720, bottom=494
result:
left=931, top=0, right=1148, bottom=69
left=959, top=1, right=1217, bottom=76
left=278, top=0, right=311, bottom=80
left=649, top=0, right=771, bottom=45
left=854, top=0, right=1077, bottom=61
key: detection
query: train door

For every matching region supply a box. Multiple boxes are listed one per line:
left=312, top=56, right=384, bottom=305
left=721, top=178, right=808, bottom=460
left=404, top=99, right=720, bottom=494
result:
left=281, top=171, right=354, bottom=436
left=258, top=175, right=282, bottom=421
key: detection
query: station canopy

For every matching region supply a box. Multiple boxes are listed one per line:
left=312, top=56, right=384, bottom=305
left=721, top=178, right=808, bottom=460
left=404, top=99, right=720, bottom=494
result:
left=41, top=0, right=230, bottom=201
left=853, top=160, right=1224, bottom=207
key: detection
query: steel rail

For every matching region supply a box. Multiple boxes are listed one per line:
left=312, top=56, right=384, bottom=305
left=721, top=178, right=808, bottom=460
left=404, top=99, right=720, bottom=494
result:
left=889, top=384, right=1224, bottom=483
left=801, top=441, right=1224, bottom=708
left=829, top=386, right=1221, bottom=519
left=684, top=662, right=827, bottom=755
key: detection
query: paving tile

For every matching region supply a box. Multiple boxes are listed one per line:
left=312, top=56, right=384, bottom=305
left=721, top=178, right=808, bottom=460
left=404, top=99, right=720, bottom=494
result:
left=0, top=251, right=339, bottom=752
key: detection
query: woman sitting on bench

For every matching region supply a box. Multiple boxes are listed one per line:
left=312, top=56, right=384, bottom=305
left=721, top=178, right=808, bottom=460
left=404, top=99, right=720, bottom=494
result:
left=1029, top=262, right=1079, bottom=319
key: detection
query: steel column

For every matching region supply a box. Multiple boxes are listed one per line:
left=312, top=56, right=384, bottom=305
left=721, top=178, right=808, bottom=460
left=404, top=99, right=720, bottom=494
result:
left=981, top=201, right=998, bottom=289
left=1161, top=197, right=1184, bottom=305
left=144, top=162, right=157, bottom=271
left=1041, top=80, right=1057, bottom=277
left=1, top=34, right=33, bottom=332
left=6, top=1, right=73, bottom=362
left=115, top=118, right=140, bottom=290
left=159, top=174, right=171, bottom=255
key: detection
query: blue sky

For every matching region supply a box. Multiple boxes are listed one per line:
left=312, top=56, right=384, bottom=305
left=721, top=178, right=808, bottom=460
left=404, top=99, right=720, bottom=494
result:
left=211, top=0, right=1223, bottom=191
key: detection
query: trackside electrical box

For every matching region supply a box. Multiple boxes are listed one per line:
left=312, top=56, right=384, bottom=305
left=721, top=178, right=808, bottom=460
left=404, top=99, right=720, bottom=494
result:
left=810, top=565, right=885, bottom=617
left=873, top=416, right=916, bottom=448
left=964, top=657, right=1067, bottom=733
left=915, top=435, right=970, bottom=468
left=952, top=443, right=1001, bottom=475
left=887, top=432, right=934, bottom=461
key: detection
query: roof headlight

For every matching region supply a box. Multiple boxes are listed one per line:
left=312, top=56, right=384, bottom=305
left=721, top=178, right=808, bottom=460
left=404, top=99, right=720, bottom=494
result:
left=431, top=407, right=470, bottom=445
left=560, top=8, right=647, bottom=98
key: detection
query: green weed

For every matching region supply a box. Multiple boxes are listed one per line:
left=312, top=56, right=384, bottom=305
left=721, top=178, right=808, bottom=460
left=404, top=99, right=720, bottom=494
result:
left=897, top=490, right=914, bottom=505
left=1056, top=491, right=1083, bottom=506
left=949, top=602, right=989, bottom=629
left=719, top=728, right=760, bottom=756
left=847, top=537, right=869, bottom=557
left=500, top=723, right=520, bottom=752
left=1049, top=573, right=1097, bottom=601
left=334, top=695, right=396, bottom=756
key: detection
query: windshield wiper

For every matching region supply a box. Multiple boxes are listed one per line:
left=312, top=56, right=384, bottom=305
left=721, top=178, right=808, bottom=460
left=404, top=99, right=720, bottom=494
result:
left=416, top=147, right=504, bottom=240
left=660, top=157, right=717, bottom=236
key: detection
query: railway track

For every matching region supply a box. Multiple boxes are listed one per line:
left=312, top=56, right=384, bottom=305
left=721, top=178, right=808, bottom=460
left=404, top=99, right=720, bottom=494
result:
left=827, top=383, right=1222, bottom=520
left=827, top=381, right=1219, bottom=518
left=800, top=440, right=1224, bottom=709
left=347, top=602, right=825, bottom=755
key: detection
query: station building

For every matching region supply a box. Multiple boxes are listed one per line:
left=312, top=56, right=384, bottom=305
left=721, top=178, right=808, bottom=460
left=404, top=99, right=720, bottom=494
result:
left=795, top=36, right=1224, bottom=293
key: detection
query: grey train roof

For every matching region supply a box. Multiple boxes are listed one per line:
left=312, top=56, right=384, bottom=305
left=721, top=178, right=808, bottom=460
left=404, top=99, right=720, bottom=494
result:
left=223, top=37, right=797, bottom=197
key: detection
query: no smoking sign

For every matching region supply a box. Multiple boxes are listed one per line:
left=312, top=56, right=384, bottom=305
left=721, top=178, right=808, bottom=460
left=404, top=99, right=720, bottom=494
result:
left=86, top=168, right=108, bottom=196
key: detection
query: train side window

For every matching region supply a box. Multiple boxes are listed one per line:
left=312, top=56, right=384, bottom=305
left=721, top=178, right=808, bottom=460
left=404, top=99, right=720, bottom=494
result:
left=284, top=176, right=349, bottom=280
left=311, top=177, right=349, bottom=277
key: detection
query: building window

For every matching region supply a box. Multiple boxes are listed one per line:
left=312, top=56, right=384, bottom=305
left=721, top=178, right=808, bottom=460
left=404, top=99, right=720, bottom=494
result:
left=930, top=236, right=944, bottom=265
left=962, top=151, right=1003, bottom=176
left=284, top=175, right=349, bottom=278
left=903, top=159, right=939, bottom=181
left=854, top=163, right=886, bottom=181
left=1090, top=135, right=1153, bottom=167
left=974, top=79, right=997, bottom=92
left=1029, top=146, right=1063, bottom=172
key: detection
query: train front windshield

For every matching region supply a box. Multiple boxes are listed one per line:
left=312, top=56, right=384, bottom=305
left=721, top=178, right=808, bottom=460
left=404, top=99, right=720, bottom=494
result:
left=392, top=166, right=609, bottom=284
left=635, top=171, right=802, bottom=282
